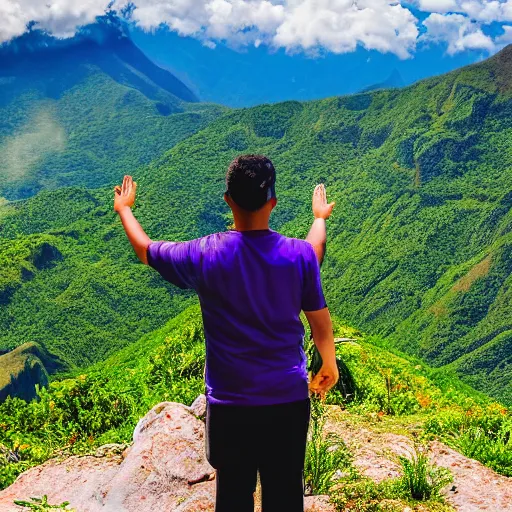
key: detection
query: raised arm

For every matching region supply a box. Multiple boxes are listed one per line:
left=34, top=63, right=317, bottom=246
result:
left=306, top=184, right=335, bottom=265
left=114, top=175, right=152, bottom=264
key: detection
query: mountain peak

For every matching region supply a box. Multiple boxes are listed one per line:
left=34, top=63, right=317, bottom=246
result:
left=485, top=43, right=512, bottom=93
left=0, top=15, right=198, bottom=103
left=0, top=13, right=127, bottom=57
left=360, top=68, right=405, bottom=93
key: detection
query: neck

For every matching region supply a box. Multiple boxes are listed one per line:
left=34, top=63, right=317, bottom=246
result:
left=232, top=211, right=270, bottom=232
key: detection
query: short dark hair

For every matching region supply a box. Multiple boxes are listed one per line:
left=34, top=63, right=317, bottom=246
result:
left=225, top=155, right=276, bottom=212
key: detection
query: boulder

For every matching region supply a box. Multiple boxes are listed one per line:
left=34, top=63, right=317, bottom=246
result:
left=0, top=399, right=332, bottom=511
left=188, top=393, right=207, bottom=420
left=0, top=402, right=216, bottom=512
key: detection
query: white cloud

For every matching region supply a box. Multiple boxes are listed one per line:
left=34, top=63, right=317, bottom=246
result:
left=0, top=0, right=510, bottom=57
left=496, top=24, right=512, bottom=43
left=416, top=0, right=512, bottom=22
left=418, top=0, right=458, bottom=12
left=273, top=0, right=418, bottom=59
left=0, top=1, right=111, bottom=41
left=422, top=12, right=495, bottom=54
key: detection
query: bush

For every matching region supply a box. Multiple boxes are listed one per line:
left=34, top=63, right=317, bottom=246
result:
left=13, top=495, right=75, bottom=511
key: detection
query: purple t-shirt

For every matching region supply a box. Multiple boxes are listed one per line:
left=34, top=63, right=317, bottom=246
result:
left=147, top=229, right=327, bottom=406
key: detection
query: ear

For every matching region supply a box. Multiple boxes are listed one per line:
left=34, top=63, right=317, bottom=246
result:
left=270, top=197, right=277, bottom=210
left=224, top=193, right=230, bottom=206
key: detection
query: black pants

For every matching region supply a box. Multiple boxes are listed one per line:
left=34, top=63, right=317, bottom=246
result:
left=206, top=397, right=310, bottom=512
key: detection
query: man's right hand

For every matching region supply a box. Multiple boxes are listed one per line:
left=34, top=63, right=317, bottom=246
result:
left=309, top=362, right=339, bottom=400
left=312, top=184, right=335, bottom=220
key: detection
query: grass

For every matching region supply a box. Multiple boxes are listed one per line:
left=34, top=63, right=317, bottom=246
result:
left=305, top=402, right=455, bottom=511
left=304, top=397, right=354, bottom=496
left=397, top=444, right=452, bottom=501
left=13, top=495, right=75, bottom=511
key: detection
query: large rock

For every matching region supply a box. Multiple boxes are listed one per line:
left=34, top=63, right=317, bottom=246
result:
left=0, top=400, right=334, bottom=511
left=0, top=402, right=216, bottom=512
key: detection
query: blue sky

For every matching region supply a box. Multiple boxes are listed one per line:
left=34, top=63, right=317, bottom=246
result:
left=130, top=24, right=488, bottom=106
left=2, top=1, right=511, bottom=106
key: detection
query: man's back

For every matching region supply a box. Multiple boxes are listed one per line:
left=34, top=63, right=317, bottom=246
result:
left=114, top=155, right=338, bottom=511
left=147, top=229, right=326, bottom=405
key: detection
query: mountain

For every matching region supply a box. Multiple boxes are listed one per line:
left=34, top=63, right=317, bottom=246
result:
left=0, top=40, right=511, bottom=408
left=360, top=68, right=405, bottom=92
left=0, top=342, right=66, bottom=402
left=1, top=303, right=509, bottom=495
left=0, top=15, right=226, bottom=200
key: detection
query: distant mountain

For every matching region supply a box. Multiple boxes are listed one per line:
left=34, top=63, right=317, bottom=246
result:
left=360, top=69, right=405, bottom=92
left=0, top=15, right=198, bottom=103
left=130, top=27, right=483, bottom=108
left=0, top=14, right=225, bottom=200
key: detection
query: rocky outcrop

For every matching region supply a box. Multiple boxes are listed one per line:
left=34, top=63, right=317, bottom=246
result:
left=0, top=399, right=335, bottom=511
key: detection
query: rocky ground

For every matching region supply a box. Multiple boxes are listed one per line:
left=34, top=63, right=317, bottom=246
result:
left=0, top=398, right=332, bottom=512
left=0, top=398, right=510, bottom=511
left=324, top=407, right=512, bottom=511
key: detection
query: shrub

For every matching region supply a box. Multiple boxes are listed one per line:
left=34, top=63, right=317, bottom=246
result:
left=397, top=444, right=452, bottom=501
left=13, top=495, right=75, bottom=511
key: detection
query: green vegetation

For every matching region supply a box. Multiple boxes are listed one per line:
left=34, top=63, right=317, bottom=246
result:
left=0, top=342, right=66, bottom=402
left=331, top=478, right=454, bottom=512
left=0, top=306, right=206, bottom=489
left=0, top=305, right=509, bottom=492
left=304, top=397, right=353, bottom=496
left=397, top=445, right=452, bottom=501
left=14, top=495, right=74, bottom=511
left=0, top=21, right=226, bottom=200
left=2, top=45, right=511, bottom=407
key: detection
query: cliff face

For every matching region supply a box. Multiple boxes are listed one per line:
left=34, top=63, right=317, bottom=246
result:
left=0, top=342, right=65, bottom=403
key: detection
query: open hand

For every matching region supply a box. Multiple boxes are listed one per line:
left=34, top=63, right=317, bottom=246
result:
left=312, top=184, right=335, bottom=220
left=309, top=362, right=339, bottom=400
left=114, top=175, right=137, bottom=213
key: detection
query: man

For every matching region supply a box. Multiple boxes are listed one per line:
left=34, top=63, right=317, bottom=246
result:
left=114, top=154, right=338, bottom=512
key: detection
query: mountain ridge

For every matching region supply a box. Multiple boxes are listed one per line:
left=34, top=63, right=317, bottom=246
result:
left=0, top=37, right=511, bottom=406
left=0, top=16, right=224, bottom=200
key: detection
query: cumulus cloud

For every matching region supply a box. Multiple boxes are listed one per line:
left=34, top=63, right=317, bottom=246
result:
left=496, top=24, right=512, bottom=44
left=422, top=12, right=495, bottom=54
left=0, top=1, right=109, bottom=41
left=273, top=0, right=418, bottom=59
left=0, top=0, right=510, bottom=57
left=416, top=0, right=512, bottom=22
left=128, top=0, right=418, bottom=57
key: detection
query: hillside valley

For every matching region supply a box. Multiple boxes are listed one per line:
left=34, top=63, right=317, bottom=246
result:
left=0, top=14, right=225, bottom=200
left=0, top=38, right=511, bottom=408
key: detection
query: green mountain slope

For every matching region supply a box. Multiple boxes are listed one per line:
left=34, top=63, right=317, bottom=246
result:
left=1, top=303, right=509, bottom=490
left=0, top=46, right=511, bottom=404
left=0, top=18, right=226, bottom=200
left=0, top=342, right=66, bottom=402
